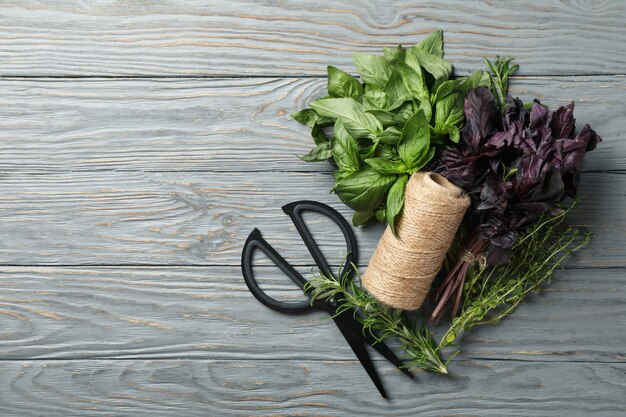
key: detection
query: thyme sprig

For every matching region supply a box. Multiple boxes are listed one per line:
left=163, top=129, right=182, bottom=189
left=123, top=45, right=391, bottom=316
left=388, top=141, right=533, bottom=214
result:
left=440, top=207, right=590, bottom=347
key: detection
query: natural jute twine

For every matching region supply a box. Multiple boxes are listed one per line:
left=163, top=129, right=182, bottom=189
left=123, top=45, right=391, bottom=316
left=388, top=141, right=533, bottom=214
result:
left=362, top=172, right=470, bottom=310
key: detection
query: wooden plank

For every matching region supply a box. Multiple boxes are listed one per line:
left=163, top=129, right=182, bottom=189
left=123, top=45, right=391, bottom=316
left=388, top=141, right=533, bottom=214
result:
left=0, top=76, right=622, bottom=172
left=0, top=267, right=624, bottom=363
left=0, top=1, right=625, bottom=77
left=0, top=171, right=621, bottom=266
left=1, top=359, right=624, bottom=416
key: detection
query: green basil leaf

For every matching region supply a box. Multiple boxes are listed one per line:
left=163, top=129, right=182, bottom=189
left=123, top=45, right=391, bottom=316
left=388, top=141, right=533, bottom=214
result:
left=363, top=84, right=388, bottom=110
left=333, top=168, right=351, bottom=183
left=460, top=69, right=492, bottom=94
left=415, top=29, right=443, bottom=58
left=384, top=69, right=410, bottom=109
left=396, top=101, right=417, bottom=122
left=311, top=124, right=328, bottom=146
left=291, top=108, right=319, bottom=128
left=432, top=79, right=463, bottom=103
left=418, top=99, right=433, bottom=124
left=383, top=45, right=406, bottom=64
left=386, top=174, right=408, bottom=236
left=317, top=117, right=335, bottom=126
left=403, top=47, right=423, bottom=74
left=435, top=92, right=464, bottom=131
left=396, top=63, right=429, bottom=102
left=359, top=142, right=378, bottom=160
left=375, top=143, right=397, bottom=160
left=365, top=157, right=407, bottom=175
left=374, top=206, right=386, bottom=222
left=447, top=124, right=460, bottom=143
left=408, top=47, right=452, bottom=82
left=327, top=65, right=364, bottom=99
left=352, top=209, right=374, bottom=226
left=412, top=145, right=436, bottom=171
left=299, top=142, right=332, bottom=162
left=291, top=108, right=334, bottom=128
left=334, top=167, right=395, bottom=212
left=332, top=119, right=361, bottom=171
left=398, top=110, right=430, bottom=168
left=367, top=110, right=407, bottom=127
left=310, top=98, right=383, bottom=138
left=388, top=99, right=408, bottom=112
left=352, top=52, right=392, bottom=88
left=377, top=126, right=402, bottom=144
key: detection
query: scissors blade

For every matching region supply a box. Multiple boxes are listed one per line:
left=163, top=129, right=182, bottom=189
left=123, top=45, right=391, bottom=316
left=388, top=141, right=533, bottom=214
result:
left=331, top=311, right=388, bottom=399
left=361, top=331, right=414, bottom=379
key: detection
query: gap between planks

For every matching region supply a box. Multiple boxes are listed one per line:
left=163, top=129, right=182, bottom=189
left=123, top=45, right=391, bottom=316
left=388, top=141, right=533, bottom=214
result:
left=0, top=357, right=621, bottom=365
left=0, top=169, right=623, bottom=174
left=0, top=72, right=626, bottom=81
left=0, top=264, right=622, bottom=269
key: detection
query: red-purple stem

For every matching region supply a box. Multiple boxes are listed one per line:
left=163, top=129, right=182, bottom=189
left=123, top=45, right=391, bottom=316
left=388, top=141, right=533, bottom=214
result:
left=430, top=233, right=488, bottom=325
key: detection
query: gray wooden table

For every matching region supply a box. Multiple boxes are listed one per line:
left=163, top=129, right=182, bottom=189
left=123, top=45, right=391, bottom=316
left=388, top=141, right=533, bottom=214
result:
left=0, top=2, right=625, bottom=416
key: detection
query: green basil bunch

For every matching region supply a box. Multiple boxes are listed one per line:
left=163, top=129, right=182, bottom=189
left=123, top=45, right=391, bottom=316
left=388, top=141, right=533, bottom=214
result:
left=292, top=30, right=490, bottom=233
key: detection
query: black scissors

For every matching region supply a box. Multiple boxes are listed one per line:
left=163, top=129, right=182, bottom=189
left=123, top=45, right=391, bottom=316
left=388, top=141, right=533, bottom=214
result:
left=241, top=200, right=413, bottom=398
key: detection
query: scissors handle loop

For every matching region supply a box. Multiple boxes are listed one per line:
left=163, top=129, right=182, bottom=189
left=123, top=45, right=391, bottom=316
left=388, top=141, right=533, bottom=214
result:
left=241, top=200, right=358, bottom=314
left=282, top=200, right=358, bottom=280
left=241, top=228, right=313, bottom=313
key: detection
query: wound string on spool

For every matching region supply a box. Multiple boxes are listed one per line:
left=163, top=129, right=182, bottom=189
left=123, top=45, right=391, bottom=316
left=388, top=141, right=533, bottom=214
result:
left=362, top=172, right=470, bottom=310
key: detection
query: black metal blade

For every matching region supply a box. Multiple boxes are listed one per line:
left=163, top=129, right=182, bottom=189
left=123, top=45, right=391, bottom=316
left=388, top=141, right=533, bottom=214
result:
left=332, top=311, right=388, bottom=399
left=362, top=331, right=414, bottom=379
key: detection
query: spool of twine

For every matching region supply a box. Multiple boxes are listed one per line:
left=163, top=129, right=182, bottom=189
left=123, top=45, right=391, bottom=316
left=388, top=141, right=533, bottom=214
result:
left=362, top=172, right=470, bottom=310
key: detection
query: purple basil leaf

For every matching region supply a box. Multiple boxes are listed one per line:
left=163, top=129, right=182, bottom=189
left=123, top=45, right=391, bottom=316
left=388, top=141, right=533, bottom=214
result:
left=536, top=166, right=565, bottom=203
left=562, top=171, right=581, bottom=198
left=438, top=148, right=482, bottom=189
left=551, top=102, right=576, bottom=139
left=463, top=86, right=499, bottom=150
left=486, top=130, right=512, bottom=149
left=529, top=100, right=551, bottom=132
left=490, top=231, right=517, bottom=249
left=486, top=245, right=511, bottom=264
left=578, top=123, right=602, bottom=152
left=514, top=153, right=544, bottom=197
left=478, top=178, right=512, bottom=212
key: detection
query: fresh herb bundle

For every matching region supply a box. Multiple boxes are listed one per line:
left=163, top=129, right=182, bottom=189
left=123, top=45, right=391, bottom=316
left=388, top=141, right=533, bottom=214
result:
left=292, top=30, right=491, bottom=232
left=293, top=29, right=601, bottom=375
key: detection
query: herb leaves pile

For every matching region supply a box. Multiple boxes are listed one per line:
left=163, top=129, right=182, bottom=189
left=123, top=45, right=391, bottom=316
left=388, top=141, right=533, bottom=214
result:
left=432, top=81, right=601, bottom=323
left=292, top=30, right=601, bottom=375
left=292, top=30, right=489, bottom=233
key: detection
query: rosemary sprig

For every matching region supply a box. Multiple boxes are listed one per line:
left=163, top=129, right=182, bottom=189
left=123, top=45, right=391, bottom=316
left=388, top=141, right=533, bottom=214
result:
left=483, top=55, right=519, bottom=112
left=305, top=268, right=449, bottom=374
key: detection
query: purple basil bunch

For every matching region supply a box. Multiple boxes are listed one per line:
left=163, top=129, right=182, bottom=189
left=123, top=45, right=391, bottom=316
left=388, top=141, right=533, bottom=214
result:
left=438, top=86, right=601, bottom=264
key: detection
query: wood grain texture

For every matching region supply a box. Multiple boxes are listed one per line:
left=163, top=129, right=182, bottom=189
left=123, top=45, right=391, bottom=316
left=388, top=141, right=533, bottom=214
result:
left=1, top=359, right=625, bottom=417
left=0, top=1, right=625, bottom=414
left=0, top=1, right=625, bottom=77
left=0, top=76, right=622, bottom=172
left=0, top=171, right=621, bottom=266
left=0, top=267, right=624, bottom=363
